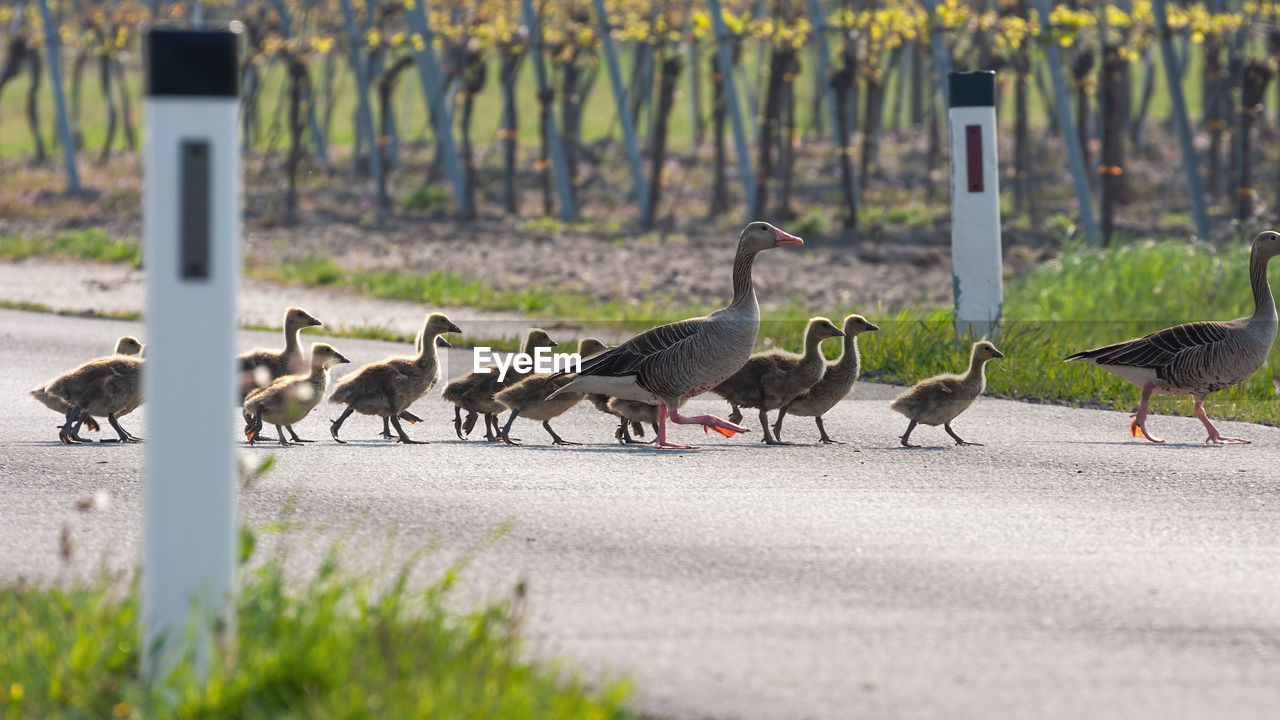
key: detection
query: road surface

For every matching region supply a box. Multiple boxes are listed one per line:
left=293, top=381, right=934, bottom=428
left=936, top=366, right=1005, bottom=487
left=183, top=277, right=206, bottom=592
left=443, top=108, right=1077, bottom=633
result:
left=2, top=308, right=1278, bottom=720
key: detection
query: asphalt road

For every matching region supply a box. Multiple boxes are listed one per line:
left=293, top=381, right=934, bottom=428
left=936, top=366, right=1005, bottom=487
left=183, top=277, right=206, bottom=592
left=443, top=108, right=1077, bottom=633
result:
left=3, top=308, right=1279, bottom=720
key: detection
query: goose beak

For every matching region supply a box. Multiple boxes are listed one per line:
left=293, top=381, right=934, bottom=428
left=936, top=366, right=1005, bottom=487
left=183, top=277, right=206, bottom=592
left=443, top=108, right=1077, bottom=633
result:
left=307, top=316, right=323, bottom=327
left=435, top=336, right=452, bottom=348
left=773, top=228, right=804, bottom=247
left=866, top=322, right=880, bottom=332
left=831, top=329, right=846, bottom=337
left=448, top=322, right=463, bottom=334
left=336, top=353, right=351, bottom=364
left=992, top=350, right=1006, bottom=359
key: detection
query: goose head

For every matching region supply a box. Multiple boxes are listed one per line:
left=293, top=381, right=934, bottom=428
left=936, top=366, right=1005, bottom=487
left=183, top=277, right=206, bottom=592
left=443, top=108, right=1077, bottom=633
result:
left=285, top=306, right=323, bottom=331
left=739, top=221, right=804, bottom=254
left=115, top=336, right=144, bottom=356
left=1252, top=230, right=1280, bottom=261
left=842, top=314, right=879, bottom=336
left=423, top=312, right=462, bottom=348
left=310, top=343, right=351, bottom=370
left=578, top=337, right=608, bottom=358
left=972, top=340, right=1005, bottom=363
left=806, top=317, right=845, bottom=341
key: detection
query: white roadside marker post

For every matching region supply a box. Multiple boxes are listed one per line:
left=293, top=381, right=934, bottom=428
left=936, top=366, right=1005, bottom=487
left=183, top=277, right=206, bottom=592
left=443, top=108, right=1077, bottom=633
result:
left=947, top=71, right=1003, bottom=339
left=142, top=27, right=241, bottom=675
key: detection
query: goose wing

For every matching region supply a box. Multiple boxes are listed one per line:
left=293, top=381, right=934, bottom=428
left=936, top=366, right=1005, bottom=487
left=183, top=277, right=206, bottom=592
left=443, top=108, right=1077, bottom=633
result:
left=574, top=318, right=706, bottom=379
left=1066, top=321, right=1232, bottom=368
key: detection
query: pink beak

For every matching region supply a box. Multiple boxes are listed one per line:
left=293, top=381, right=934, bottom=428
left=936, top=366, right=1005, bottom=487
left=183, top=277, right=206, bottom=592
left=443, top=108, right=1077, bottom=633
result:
left=773, top=227, right=804, bottom=247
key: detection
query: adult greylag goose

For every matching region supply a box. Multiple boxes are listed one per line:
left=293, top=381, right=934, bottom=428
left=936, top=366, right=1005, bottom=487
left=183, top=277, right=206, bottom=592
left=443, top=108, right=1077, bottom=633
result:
left=711, top=316, right=845, bottom=444
left=328, top=313, right=461, bottom=444
left=1065, top=230, right=1280, bottom=443
left=494, top=338, right=604, bottom=445
left=441, top=328, right=556, bottom=441
left=31, top=335, right=143, bottom=438
left=890, top=340, right=1004, bottom=448
left=774, top=314, right=879, bottom=444
left=45, top=355, right=145, bottom=444
left=238, top=306, right=322, bottom=401
left=547, top=222, right=804, bottom=449
left=244, top=343, right=350, bottom=446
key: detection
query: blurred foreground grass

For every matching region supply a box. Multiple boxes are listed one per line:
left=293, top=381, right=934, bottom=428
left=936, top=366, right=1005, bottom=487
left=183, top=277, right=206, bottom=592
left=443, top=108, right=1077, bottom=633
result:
left=0, top=521, right=631, bottom=719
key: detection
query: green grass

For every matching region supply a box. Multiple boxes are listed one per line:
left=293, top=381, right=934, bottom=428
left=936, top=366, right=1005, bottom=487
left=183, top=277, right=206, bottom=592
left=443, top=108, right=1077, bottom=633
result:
left=4, top=230, right=1278, bottom=423
left=0, top=524, right=631, bottom=719
left=0, top=229, right=141, bottom=267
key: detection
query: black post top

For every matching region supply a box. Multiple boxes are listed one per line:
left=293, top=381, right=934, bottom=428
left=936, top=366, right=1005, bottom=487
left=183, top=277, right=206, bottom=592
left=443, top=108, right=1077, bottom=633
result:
left=146, top=28, right=240, bottom=98
left=948, top=71, right=996, bottom=108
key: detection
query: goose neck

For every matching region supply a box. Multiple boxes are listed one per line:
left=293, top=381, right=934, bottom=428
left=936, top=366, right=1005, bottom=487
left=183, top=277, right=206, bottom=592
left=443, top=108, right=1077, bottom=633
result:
left=831, top=335, right=860, bottom=371
left=417, top=332, right=439, bottom=365
left=729, top=247, right=759, bottom=308
left=1249, top=247, right=1276, bottom=321
left=284, top=325, right=302, bottom=356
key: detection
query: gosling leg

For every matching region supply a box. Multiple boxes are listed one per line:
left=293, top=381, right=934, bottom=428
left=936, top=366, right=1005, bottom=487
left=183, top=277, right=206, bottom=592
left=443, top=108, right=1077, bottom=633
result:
left=84, top=416, right=100, bottom=433
left=500, top=410, right=522, bottom=445
left=389, top=414, right=426, bottom=444
left=544, top=420, right=580, bottom=446
left=329, top=406, right=354, bottom=444
left=274, top=425, right=293, bottom=447
left=815, top=417, right=843, bottom=445
left=59, top=407, right=84, bottom=444
left=615, top=416, right=630, bottom=444
left=459, top=394, right=481, bottom=436
left=106, top=413, right=139, bottom=443
left=728, top=403, right=743, bottom=425
left=771, top=407, right=788, bottom=442
left=900, top=419, right=921, bottom=448
left=944, top=423, right=982, bottom=447
left=286, top=425, right=315, bottom=443
left=631, top=421, right=646, bottom=438
left=452, top=405, right=467, bottom=440
left=381, top=417, right=394, bottom=439
left=759, top=408, right=788, bottom=445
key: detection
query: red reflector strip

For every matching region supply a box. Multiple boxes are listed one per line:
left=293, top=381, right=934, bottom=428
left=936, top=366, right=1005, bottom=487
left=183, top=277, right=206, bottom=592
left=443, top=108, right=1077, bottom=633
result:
left=966, top=124, right=983, bottom=193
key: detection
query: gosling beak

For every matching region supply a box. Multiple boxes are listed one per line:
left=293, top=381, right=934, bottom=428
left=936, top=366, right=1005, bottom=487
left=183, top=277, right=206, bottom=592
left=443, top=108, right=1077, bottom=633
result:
left=435, top=336, right=452, bottom=348
left=307, top=316, right=323, bottom=327
left=865, top=322, right=880, bottom=332
left=831, top=329, right=846, bottom=337
left=547, top=338, right=558, bottom=347
left=773, top=227, right=804, bottom=247
left=448, top=322, right=463, bottom=334
left=336, top=352, right=351, bottom=364
left=992, top=350, right=1006, bottom=359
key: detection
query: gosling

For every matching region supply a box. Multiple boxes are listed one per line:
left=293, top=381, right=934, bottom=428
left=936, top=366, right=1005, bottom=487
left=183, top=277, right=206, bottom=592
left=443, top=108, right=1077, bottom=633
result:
left=773, top=315, right=879, bottom=444
left=244, top=343, right=350, bottom=446
left=493, top=337, right=601, bottom=446
left=238, top=306, right=322, bottom=401
left=31, top=335, right=143, bottom=439
left=889, top=340, right=1004, bottom=448
left=606, top=398, right=660, bottom=443
left=44, top=354, right=145, bottom=444
left=711, top=317, right=845, bottom=445
left=328, top=312, right=462, bottom=444
left=575, top=339, right=647, bottom=443
left=441, top=328, right=556, bottom=441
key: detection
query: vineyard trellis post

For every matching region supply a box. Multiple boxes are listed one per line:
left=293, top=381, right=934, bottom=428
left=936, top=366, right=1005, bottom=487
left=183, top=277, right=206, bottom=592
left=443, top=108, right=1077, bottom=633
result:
left=1152, top=0, right=1211, bottom=240
left=36, top=0, right=80, bottom=193
left=266, top=0, right=330, bottom=173
left=337, top=0, right=384, bottom=216
left=709, top=0, right=758, bottom=219
left=593, top=0, right=650, bottom=227
left=1031, top=0, right=1101, bottom=245
left=404, top=0, right=474, bottom=218
left=919, top=0, right=954, bottom=107
left=806, top=0, right=858, bottom=230
left=520, top=0, right=576, bottom=221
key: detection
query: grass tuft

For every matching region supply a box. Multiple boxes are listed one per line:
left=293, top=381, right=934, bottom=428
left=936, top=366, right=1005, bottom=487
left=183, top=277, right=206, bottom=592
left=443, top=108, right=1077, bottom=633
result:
left=0, top=229, right=142, bottom=267
left=0, top=528, right=632, bottom=719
